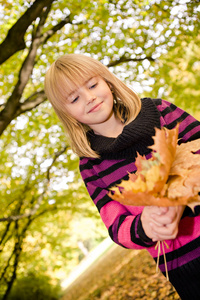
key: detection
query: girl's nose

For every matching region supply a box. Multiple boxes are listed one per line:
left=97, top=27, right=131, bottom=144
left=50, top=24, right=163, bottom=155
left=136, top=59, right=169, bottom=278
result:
left=85, top=90, right=96, bottom=104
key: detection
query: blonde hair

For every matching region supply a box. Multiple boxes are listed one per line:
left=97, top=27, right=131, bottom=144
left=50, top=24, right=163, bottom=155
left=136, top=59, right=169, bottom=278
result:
left=44, top=54, right=141, bottom=158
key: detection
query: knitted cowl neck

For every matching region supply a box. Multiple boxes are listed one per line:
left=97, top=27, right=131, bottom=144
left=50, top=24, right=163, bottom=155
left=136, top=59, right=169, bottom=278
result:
left=87, top=98, right=161, bottom=160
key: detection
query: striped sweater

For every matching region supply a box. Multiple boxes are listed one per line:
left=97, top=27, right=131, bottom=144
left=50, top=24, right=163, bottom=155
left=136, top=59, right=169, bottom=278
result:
left=79, top=98, right=200, bottom=299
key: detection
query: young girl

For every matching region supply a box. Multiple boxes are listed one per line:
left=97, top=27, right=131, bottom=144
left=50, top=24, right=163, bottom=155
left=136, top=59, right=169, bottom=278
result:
left=44, top=53, right=200, bottom=299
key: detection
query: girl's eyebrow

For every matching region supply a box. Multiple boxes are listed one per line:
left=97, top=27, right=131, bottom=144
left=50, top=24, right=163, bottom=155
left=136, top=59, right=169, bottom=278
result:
left=68, top=77, right=96, bottom=97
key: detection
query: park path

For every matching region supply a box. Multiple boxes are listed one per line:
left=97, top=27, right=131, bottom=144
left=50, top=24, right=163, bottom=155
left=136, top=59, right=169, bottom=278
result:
left=61, top=241, right=180, bottom=300
left=62, top=242, right=136, bottom=300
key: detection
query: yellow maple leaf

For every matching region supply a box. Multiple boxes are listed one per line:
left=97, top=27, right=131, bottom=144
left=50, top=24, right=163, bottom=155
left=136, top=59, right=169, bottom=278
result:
left=109, top=124, right=200, bottom=210
left=170, top=139, right=200, bottom=175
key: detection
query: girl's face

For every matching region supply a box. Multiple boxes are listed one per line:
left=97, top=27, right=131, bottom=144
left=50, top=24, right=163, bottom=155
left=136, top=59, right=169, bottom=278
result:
left=64, top=76, right=115, bottom=134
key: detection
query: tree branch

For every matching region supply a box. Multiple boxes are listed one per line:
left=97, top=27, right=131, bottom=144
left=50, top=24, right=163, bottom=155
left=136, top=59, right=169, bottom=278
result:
left=0, top=4, right=52, bottom=136
left=0, top=0, right=55, bottom=65
left=0, top=146, right=68, bottom=223
left=47, top=146, right=68, bottom=180
left=0, top=250, right=15, bottom=283
left=2, top=218, right=32, bottom=300
left=42, top=15, right=72, bottom=44
left=15, top=91, right=47, bottom=117
left=0, top=223, right=11, bottom=249
left=0, top=11, right=74, bottom=136
left=107, top=55, right=155, bottom=67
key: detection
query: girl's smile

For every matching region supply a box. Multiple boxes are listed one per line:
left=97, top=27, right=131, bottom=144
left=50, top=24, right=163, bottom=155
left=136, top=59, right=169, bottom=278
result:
left=87, top=101, right=103, bottom=113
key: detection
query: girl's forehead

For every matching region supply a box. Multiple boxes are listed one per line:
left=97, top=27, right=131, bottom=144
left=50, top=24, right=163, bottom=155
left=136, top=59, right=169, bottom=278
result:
left=63, top=75, right=98, bottom=95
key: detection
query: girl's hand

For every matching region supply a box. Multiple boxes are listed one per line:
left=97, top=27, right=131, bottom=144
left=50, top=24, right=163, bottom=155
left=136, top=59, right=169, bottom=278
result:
left=141, top=206, right=185, bottom=242
left=141, top=206, right=167, bottom=240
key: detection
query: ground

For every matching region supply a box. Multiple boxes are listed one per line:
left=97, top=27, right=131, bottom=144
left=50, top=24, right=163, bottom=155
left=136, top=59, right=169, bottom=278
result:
left=62, top=244, right=180, bottom=300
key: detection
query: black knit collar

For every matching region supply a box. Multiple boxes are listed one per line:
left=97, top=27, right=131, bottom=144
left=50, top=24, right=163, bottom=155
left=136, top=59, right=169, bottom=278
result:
left=87, top=98, right=161, bottom=159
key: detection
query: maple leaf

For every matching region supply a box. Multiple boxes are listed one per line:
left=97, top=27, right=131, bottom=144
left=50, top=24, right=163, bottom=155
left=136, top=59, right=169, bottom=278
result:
left=170, top=139, right=200, bottom=175
left=109, top=124, right=200, bottom=210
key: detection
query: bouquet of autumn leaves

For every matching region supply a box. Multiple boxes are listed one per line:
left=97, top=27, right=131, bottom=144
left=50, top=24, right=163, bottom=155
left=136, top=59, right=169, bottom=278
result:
left=109, top=124, right=200, bottom=211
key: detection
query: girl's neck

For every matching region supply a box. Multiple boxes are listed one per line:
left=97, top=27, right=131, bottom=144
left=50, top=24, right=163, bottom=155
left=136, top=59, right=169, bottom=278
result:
left=92, top=114, right=124, bottom=138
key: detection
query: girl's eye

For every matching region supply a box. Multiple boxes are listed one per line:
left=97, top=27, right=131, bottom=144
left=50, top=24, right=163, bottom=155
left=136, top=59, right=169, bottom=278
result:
left=90, top=83, right=97, bottom=89
left=72, top=96, right=79, bottom=103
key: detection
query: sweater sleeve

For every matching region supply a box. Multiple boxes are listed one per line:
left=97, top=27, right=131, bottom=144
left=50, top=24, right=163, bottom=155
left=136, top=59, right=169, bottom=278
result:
left=79, top=157, right=155, bottom=249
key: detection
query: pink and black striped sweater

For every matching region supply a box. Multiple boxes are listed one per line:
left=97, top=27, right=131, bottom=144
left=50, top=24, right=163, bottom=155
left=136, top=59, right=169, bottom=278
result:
left=79, top=98, right=200, bottom=299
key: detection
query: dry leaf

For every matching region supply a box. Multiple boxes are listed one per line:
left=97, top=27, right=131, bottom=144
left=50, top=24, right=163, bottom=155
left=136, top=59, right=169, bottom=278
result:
left=109, top=124, right=200, bottom=210
left=170, top=139, right=200, bottom=175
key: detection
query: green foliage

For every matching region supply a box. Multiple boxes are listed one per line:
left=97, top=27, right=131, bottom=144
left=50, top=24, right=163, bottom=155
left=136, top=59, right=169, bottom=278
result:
left=145, top=34, right=200, bottom=114
left=4, top=272, right=62, bottom=300
left=0, top=99, right=105, bottom=298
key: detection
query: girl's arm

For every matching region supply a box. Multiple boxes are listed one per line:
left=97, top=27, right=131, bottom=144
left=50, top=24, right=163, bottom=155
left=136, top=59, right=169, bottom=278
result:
left=79, top=158, right=155, bottom=250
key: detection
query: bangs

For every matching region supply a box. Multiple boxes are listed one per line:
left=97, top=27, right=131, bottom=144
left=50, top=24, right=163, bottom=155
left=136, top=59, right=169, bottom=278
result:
left=53, top=57, right=99, bottom=103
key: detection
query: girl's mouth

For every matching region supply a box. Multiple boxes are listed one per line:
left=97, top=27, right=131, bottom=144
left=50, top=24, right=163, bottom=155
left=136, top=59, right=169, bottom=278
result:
left=88, top=102, right=103, bottom=113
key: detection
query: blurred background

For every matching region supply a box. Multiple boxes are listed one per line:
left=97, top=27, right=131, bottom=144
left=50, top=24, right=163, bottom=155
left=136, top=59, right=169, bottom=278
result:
left=0, top=0, right=199, bottom=299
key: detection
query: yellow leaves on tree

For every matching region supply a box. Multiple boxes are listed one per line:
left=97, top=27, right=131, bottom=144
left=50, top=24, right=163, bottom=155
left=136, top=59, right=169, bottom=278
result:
left=109, top=125, right=200, bottom=210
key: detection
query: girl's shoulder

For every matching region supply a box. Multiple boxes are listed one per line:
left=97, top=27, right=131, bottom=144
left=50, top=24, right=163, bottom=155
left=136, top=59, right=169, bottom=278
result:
left=79, top=156, right=102, bottom=172
left=141, top=97, right=172, bottom=108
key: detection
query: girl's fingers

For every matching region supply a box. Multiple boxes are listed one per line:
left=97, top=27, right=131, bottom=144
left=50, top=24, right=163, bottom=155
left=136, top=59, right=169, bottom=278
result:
left=150, top=206, right=185, bottom=241
left=158, top=207, right=169, bottom=214
left=150, top=220, right=164, bottom=227
left=151, top=210, right=177, bottom=225
left=150, top=223, right=178, bottom=240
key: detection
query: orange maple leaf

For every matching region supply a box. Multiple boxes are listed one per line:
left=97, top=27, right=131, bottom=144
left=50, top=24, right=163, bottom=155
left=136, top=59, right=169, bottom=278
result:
left=109, top=125, right=200, bottom=210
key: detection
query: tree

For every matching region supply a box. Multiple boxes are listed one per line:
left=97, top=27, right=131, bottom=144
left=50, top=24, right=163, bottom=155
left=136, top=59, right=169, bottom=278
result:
left=1, top=0, right=199, bottom=135
left=146, top=35, right=200, bottom=114
left=0, top=0, right=200, bottom=299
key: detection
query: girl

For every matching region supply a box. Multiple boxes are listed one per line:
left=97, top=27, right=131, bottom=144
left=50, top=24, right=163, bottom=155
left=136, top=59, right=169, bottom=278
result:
left=44, top=54, right=200, bottom=299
